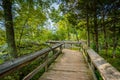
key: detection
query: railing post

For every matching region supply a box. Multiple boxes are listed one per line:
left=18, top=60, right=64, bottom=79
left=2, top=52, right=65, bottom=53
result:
left=81, top=44, right=97, bottom=80
left=60, top=45, right=62, bottom=53
left=71, top=43, right=72, bottom=49
left=63, top=43, right=65, bottom=48
left=45, top=53, right=49, bottom=72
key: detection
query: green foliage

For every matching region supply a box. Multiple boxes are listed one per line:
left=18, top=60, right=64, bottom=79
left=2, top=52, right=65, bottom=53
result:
left=49, top=7, right=62, bottom=23
left=0, top=29, right=5, bottom=45
left=100, top=49, right=120, bottom=71
left=59, top=0, right=120, bottom=73
left=0, top=0, right=120, bottom=79
left=0, top=59, right=4, bottom=64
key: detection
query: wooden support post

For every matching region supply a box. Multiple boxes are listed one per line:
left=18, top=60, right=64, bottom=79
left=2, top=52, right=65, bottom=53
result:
left=64, top=42, right=65, bottom=48
left=45, top=53, right=49, bottom=72
left=60, top=45, right=62, bottom=53
left=89, top=61, right=98, bottom=80
left=53, top=50, right=55, bottom=55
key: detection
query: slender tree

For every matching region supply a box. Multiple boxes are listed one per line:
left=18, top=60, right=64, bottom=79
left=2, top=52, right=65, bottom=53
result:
left=86, top=4, right=90, bottom=47
left=93, top=0, right=99, bottom=53
left=102, top=7, right=108, bottom=55
left=112, top=4, right=117, bottom=58
left=3, top=0, right=17, bottom=57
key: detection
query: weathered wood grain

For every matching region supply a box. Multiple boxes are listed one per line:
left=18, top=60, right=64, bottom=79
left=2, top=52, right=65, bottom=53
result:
left=0, top=44, right=63, bottom=77
left=46, top=40, right=82, bottom=44
left=23, top=50, right=61, bottom=80
left=39, top=49, right=93, bottom=80
left=87, top=49, right=120, bottom=80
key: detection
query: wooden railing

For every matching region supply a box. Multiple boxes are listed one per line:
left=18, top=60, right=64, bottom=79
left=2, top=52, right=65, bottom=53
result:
left=47, top=41, right=120, bottom=80
left=81, top=42, right=120, bottom=80
left=1, top=40, right=120, bottom=80
left=0, top=43, right=63, bottom=80
left=47, top=40, right=82, bottom=44
left=47, top=40, right=82, bottom=49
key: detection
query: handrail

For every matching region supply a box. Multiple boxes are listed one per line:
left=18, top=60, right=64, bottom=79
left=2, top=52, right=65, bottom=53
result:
left=1, top=40, right=120, bottom=80
left=40, top=43, right=56, bottom=54
left=47, top=40, right=82, bottom=44
left=81, top=42, right=120, bottom=80
left=0, top=43, right=63, bottom=79
left=46, top=40, right=82, bottom=49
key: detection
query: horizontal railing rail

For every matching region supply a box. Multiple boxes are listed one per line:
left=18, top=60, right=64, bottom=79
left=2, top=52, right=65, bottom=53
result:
left=81, top=42, right=120, bottom=80
left=0, top=43, right=63, bottom=79
left=47, top=40, right=82, bottom=49
left=1, top=40, right=119, bottom=80
left=47, top=40, right=82, bottom=44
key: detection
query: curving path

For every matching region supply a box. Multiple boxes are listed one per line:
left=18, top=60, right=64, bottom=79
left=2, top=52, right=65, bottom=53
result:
left=39, top=49, right=93, bottom=80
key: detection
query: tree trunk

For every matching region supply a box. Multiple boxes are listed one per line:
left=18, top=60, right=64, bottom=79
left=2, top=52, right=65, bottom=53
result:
left=67, top=26, right=70, bottom=40
left=74, top=27, right=79, bottom=42
left=112, top=16, right=117, bottom=58
left=102, top=10, right=108, bottom=55
left=18, top=19, right=28, bottom=47
left=86, top=11, right=90, bottom=47
left=18, top=6, right=30, bottom=47
left=3, top=0, right=17, bottom=57
left=93, top=0, right=99, bottom=53
left=112, top=20, right=116, bottom=58
left=112, top=6, right=118, bottom=58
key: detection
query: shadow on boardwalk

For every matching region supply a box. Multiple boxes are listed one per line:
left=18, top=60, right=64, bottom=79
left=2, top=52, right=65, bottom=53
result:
left=39, top=49, right=93, bottom=80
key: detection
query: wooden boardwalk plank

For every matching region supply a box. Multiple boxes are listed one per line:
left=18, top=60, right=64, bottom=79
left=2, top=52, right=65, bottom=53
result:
left=39, top=49, right=93, bottom=80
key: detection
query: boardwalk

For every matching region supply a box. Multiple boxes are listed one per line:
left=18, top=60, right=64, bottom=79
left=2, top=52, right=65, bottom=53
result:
left=39, top=49, right=93, bottom=80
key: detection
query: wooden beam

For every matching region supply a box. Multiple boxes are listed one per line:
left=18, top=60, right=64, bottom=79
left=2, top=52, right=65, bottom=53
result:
left=0, top=43, right=63, bottom=77
left=46, top=40, right=82, bottom=44
left=87, top=49, right=120, bottom=80
left=23, top=50, right=61, bottom=80
left=81, top=41, right=120, bottom=80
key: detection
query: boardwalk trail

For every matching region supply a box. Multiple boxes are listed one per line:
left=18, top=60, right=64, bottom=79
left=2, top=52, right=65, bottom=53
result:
left=39, top=49, right=93, bottom=80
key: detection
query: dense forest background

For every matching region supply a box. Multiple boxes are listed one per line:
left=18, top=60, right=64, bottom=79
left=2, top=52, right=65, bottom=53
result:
left=0, top=0, right=120, bottom=79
